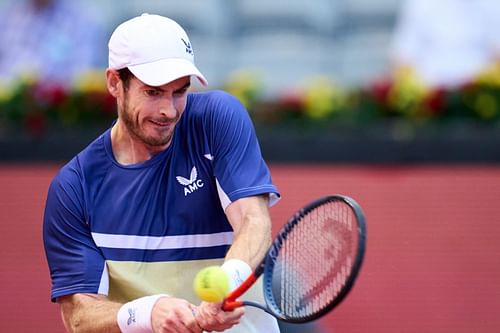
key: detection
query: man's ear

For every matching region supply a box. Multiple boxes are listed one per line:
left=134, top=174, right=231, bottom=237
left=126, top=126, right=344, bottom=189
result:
left=106, top=69, right=121, bottom=98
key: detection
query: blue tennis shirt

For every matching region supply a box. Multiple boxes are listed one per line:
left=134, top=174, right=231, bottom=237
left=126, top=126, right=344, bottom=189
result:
left=43, top=90, right=280, bottom=307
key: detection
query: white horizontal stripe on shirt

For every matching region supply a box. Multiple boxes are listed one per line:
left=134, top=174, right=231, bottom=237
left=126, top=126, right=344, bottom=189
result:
left=91, top=231, right=233, bottom=250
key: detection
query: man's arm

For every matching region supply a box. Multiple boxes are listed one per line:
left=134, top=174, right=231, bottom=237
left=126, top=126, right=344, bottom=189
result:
left=224, top=195, right=273, bottom=269
left=58, top=294, right=122, bottom=333
left=194, top=195, right=272, bottom=331
left=58, top=293, right=204, bottom=333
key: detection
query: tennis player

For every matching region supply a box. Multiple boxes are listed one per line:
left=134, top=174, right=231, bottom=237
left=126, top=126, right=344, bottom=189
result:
left=43, top=14, right=280, bottom=333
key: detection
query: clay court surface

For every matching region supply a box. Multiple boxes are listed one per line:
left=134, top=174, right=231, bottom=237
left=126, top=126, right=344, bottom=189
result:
left=1, top=164, right=499, bottom=332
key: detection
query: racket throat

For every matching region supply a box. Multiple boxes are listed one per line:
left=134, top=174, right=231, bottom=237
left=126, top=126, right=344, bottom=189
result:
left=241, top=300, right=281, bottom=318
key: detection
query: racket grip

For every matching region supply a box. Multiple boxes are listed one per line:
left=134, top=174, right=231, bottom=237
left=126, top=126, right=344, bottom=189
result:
left=221, top=273, right=258, bottom=311
left=222, top=299, right=244, bottom=311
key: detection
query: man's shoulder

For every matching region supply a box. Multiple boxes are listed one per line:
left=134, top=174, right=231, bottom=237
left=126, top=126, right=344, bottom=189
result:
left=185, top=91, right=248, bottom=130
left=54, top=130, right=110, bottom=185
left=187, top=90, right=243, bottom=112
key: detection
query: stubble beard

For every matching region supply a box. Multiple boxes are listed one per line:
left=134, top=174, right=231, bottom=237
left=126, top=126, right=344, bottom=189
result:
left=119, top=93, right=175, bottom=147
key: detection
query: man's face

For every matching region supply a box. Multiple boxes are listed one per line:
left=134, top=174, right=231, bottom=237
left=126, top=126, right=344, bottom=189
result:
left=117, top=75, right=191, bottom=148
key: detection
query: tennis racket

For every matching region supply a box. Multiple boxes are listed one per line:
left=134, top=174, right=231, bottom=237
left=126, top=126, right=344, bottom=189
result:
left=222, top=194, right=366, bottom=323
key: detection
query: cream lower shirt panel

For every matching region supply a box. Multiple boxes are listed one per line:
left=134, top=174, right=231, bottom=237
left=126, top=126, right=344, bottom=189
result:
left=105, top=259, right=280, bottom=333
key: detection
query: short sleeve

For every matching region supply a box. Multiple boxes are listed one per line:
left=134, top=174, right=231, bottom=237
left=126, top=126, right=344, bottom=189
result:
left=204, top=91, right=280, bottom=210
left=43, top=161, right=108, bottom=302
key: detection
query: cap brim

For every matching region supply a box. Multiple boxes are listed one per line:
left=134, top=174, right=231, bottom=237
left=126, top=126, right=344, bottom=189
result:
left=128, top=58, right=208, bottom=87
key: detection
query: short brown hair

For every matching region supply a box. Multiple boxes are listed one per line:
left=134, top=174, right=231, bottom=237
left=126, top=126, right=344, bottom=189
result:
left=117, top=67, right=134, bottom=90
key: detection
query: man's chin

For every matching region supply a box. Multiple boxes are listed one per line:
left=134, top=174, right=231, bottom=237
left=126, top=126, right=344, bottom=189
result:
left=142, top=135, right=172, bottom=148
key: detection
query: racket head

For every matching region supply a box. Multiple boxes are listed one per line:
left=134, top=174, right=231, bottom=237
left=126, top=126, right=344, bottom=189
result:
left=262, top=195, right=366, bottom=323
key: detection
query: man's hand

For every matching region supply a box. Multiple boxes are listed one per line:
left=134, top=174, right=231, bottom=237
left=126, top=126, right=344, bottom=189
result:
left=195, top=301, right=245, bottom=332
left=151, top=296, right=203, bottom=333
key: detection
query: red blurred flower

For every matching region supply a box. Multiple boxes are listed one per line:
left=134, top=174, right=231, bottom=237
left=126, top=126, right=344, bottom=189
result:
left=368, top=77, right=392, bottom=105
left=33, top=83, right=68, bottom=106
left=423, top=88, right=446, bottom=114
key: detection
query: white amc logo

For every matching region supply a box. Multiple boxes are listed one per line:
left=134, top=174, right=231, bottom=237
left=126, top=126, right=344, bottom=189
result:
left=176, top=166, right=204, bottom=196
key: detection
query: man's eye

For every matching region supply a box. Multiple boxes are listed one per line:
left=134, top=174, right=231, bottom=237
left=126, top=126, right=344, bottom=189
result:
left=174, top=88, right=189, bottom=96
left=146, top=89, right=160, bottom=97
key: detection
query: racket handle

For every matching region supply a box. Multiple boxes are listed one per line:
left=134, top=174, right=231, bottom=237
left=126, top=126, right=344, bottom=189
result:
left=221, top=273, right=258, bottom=311
left=222, top=299, right=244, bottom=311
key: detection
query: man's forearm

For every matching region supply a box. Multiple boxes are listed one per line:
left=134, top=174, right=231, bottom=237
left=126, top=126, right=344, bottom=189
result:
left=59, top=294, right=122, bottom=333
left=225, top=214, right=271, bottom=269
left=224, top=195, right=273, bottom=269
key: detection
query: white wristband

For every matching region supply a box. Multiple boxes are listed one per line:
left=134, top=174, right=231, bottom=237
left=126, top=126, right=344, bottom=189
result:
left=117, top=294, right=166, bottom=333
left=221, top=259, right=252, bottom=291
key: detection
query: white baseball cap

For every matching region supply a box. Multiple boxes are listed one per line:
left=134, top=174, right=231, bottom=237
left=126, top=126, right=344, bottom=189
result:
left=108, top=13, right=208, bottom=87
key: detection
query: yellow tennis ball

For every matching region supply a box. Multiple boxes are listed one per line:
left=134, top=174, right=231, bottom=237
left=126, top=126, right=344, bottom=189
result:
left=193, top=266, right=230, bottom=302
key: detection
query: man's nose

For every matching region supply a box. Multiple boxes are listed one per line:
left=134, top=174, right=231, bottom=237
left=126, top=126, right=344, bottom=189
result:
left=158, top=98, right=177, bottom=119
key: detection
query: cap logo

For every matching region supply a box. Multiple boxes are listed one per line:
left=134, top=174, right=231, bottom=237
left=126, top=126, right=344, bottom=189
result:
left=181, top=38, right=193, bottom=55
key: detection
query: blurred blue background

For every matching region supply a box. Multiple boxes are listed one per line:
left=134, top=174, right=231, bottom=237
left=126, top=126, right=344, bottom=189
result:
left=0, top=0, right=400, bottom=92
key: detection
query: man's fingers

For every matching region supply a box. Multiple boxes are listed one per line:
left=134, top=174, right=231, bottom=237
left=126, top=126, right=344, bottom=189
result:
left=219, top=306, right=245, bottom=323
left=195, top=302, right=245, bottom=331
left=151, top=298, right=203, bottom=333
left=187, top=305, right=204, bottom=333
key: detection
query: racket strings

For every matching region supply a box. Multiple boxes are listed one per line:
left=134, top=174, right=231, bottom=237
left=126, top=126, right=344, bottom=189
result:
left=275, top=200, right=358, bottom=318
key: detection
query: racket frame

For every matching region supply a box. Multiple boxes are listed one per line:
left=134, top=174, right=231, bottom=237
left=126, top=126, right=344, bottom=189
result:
left=222, top=195, right=366, bottom=323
